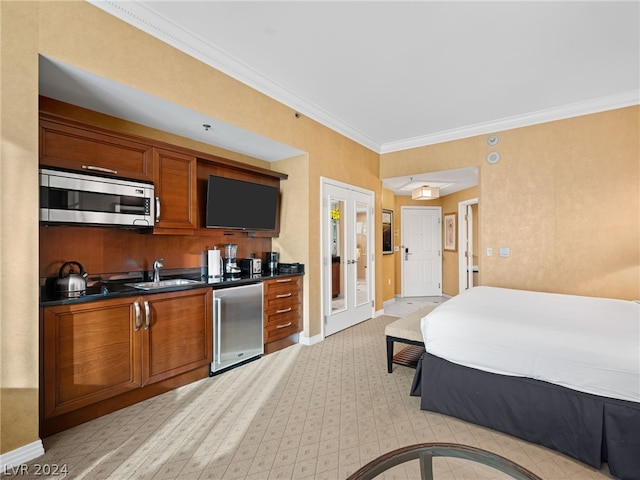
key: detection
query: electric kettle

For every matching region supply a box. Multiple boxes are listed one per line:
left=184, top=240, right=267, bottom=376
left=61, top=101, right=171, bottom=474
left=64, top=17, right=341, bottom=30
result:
left=55, top=261, right=88, bottom=298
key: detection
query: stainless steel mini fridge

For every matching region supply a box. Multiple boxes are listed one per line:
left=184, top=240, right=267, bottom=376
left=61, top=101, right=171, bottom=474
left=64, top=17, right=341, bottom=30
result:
left=211, top=282, right=264, bottom=374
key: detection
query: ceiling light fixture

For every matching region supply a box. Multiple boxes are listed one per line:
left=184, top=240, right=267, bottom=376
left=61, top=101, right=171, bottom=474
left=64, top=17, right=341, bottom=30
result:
left=412, top=185, right=440, bottom=200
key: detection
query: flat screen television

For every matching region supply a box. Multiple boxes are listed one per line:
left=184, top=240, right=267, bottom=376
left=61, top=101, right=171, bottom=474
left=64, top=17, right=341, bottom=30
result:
left=205, top=175, right=279, bottom=231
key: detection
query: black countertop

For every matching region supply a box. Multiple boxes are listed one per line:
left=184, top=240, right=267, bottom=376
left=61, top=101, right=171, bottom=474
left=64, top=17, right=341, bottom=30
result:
left=40, top=267, right=303, bottom=307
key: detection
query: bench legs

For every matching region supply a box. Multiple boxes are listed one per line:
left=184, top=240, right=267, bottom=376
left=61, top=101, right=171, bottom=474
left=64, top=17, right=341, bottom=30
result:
left=386, top=335, right=426, bottom=373
left=386, top=336, right=394, bottom=373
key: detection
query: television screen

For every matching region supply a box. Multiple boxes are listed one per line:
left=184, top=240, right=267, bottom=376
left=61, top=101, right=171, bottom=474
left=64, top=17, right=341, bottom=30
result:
left=206, top=175, right=279, bottom=230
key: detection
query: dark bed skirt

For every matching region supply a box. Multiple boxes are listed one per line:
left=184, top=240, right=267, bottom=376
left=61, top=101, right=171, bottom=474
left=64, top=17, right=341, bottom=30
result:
left=410, top=352, right=640, bottom=480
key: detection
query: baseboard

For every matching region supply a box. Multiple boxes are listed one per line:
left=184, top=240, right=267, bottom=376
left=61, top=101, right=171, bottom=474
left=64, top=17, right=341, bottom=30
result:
left=299, top=333, right=323, bottom=346
left=0, top=440, right=45, bottom=471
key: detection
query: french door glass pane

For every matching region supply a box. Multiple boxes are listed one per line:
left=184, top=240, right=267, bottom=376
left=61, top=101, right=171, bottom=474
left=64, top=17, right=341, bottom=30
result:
left=331, top=199, right=345, bottom=313
left=355, top=201, right=369, bottom=307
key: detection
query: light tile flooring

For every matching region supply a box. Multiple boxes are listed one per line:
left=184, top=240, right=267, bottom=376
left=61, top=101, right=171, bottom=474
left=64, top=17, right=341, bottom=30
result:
left=10, top=296, right=614, bottom=479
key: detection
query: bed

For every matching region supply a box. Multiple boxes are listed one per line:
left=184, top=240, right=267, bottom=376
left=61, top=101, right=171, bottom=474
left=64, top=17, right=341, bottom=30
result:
left=410, top=286, right=640, bottom=480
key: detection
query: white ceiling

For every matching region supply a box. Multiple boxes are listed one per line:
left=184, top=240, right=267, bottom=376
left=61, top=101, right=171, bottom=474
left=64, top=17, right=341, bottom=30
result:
left=44, top=1, right=639, bottom=195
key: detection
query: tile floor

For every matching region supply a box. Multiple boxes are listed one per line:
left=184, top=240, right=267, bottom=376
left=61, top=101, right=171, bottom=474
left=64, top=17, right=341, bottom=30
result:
left=9, top=296, right=614, bottom=479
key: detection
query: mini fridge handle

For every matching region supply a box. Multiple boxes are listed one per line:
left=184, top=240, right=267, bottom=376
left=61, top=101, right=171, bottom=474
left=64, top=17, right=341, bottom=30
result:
left=214, top=297, right=222, bottom=365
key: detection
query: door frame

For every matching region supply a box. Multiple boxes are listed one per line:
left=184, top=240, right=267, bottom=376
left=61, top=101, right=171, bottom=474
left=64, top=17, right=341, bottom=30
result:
left=458, top=197, right=478, bottom=292
left=400, top=205, right=442, bottom=298
left=320, top=177, right=375, bottom=338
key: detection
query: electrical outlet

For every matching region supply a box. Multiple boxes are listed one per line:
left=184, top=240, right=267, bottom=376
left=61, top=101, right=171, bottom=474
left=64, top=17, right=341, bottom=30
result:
left=486, top=247, right=493, bottom=256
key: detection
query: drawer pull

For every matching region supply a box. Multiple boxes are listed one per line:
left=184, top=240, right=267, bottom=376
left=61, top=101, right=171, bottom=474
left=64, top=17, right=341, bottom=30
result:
left=82, top=165, right=118, bottom=175
left=276, top=278, right=292, bottom=283
left=276, top=322, right=293, bottom=329
left=276, top=293, right=292, bottom=298
left=276, top=307, right=292, bottom=314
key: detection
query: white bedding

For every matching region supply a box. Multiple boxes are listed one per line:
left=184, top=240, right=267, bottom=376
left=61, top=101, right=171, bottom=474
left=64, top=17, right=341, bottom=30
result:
left=421, top=286, right=640, bottom=403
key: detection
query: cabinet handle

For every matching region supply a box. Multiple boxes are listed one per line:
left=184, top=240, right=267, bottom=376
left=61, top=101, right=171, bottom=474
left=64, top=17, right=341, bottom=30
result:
left=276, top=278, right=292, bottom=283
left=134, top=301, right=141, bottom=331
left=143, top=301, right=150, bottom=329
left=276, top=307, right=292, bottom=314
left=276, top=293, right=292, bottom=298
left=276, top=322, right=292, bottom=329
left=155, top=197, right=161, bottom=222
left=82, top=165, right=117, bottom=175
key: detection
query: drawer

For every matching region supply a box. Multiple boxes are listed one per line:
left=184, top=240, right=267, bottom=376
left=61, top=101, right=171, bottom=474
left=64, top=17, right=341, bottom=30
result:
left=264, top=318, right=300, bottom=343
left=264, top=276, right=302, bottom=297
left=264, top=290, right=300, bottom=309
left=264, top=303, right=301, bottom=327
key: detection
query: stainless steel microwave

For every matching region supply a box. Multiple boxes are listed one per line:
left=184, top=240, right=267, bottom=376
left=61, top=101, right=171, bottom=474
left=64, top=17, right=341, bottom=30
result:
left=39, top=168, right=155, bottom=227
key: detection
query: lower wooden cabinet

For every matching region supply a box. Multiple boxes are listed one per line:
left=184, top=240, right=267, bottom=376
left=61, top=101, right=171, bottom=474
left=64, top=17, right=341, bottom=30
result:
left=263, top=275, right=302, bottom=353
left=40, top=288, right=212, bottom=434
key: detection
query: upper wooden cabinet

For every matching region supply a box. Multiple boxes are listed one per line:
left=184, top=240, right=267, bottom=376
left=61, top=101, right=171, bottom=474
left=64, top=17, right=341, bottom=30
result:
left=153, top=148, right=198, bottom=232
left=39, top=117, right=153, bottom=181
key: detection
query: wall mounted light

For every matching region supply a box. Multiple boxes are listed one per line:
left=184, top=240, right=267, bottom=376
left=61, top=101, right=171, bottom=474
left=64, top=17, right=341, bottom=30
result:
left=411, top=186, right=440, bottom=200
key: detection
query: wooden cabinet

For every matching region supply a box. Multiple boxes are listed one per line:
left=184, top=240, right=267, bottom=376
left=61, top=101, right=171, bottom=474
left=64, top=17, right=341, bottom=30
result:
left=153, top=148, right=198, bottom=231
left=41, top=288, right=212, bottom=425
left=263, top=276, right=302, bottom=353
left=39, top=117, right=153, bottom=181
left=143, top=288, right=212, bottom=384
left=41, top=296, right=142, bottom=420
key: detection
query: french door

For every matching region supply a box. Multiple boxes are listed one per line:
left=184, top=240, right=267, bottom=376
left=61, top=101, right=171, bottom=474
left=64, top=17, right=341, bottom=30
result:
left=322, top=179, right=374, bottom=336
left=401, top=206, right=442, bottom=297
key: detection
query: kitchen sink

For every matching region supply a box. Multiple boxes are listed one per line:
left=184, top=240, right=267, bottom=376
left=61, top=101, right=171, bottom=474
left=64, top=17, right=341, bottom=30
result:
left=127, top=279, right=204, bottom=290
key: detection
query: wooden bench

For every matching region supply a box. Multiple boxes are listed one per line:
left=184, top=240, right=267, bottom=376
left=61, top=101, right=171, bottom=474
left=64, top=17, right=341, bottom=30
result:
left=385, top=305, right=438, bottom=373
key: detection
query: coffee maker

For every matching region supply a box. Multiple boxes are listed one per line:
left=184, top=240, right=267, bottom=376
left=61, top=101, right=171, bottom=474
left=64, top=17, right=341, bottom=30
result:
left=224, top=244, right=241, bottom=277
left=264, top=251, right=279, bottom=276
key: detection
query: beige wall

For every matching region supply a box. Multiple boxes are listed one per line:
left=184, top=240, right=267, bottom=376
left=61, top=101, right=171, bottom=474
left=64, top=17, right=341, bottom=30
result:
left=1, top=1, right=41, bottom=454
left=1, top=1, right=380, bottom=454
left=383, top=107, right=639, bottom=300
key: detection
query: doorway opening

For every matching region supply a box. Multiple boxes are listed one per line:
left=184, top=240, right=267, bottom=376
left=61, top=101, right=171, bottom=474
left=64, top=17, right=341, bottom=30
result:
left=458, top=198, right=479, bottom=292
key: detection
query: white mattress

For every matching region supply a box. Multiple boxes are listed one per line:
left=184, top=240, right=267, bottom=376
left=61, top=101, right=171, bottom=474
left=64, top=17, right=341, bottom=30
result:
left=421, top=286, right=640, bottom=403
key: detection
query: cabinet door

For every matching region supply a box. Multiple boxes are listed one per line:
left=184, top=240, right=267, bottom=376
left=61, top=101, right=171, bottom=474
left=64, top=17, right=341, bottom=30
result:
left=39, top=118, right=153, bottom=181
left=142, top=288, right=212, bottom=385
left=41, top=297, right=141, bottom=419
left=153, top=148, right=197, bottom=231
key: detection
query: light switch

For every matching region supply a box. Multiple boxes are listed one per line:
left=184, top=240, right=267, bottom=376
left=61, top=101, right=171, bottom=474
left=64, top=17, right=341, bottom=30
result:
left=486, top=248, right=493, bottom=256
left=499, top=247, right=511, bottom=257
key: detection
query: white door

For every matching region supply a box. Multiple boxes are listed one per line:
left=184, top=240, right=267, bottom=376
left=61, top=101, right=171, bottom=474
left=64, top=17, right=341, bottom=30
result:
left=401, top=206, right=442, bottom=297
left=323, top=180, right=374, bottom=336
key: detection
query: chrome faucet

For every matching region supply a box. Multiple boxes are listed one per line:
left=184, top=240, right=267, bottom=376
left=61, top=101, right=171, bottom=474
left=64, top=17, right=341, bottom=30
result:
left=152, top=258, right=164, bottom=282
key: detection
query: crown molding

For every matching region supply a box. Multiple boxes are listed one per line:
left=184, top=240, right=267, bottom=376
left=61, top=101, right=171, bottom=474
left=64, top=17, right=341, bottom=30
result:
left=88, top=1, right=639, bottom=156
left=88, top=0, right=381, bottom=152
left=380, top=90, right=640, bottom=154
